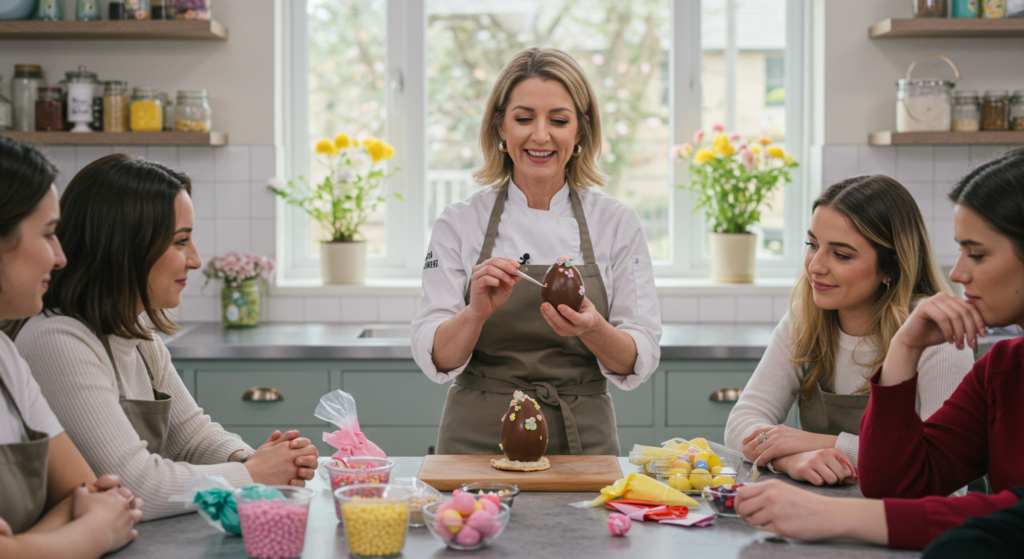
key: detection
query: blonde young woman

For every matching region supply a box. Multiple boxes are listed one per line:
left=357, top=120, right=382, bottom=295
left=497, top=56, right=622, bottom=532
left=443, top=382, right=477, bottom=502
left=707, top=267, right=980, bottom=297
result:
left=724, top=175, right=974, bottom=485
left=411, top=47, right=661, bottom=456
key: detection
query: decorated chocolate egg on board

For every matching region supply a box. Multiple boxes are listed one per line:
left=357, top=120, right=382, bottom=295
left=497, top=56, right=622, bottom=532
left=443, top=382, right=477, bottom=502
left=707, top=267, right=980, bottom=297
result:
left=541, top=255, right=585, bottom=312
left=500, top=390, right=548, bottom=462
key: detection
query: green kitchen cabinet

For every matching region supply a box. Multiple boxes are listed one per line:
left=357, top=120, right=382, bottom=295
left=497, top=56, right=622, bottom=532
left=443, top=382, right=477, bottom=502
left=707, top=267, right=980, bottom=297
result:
left=172, top=358, right=786, bottom=457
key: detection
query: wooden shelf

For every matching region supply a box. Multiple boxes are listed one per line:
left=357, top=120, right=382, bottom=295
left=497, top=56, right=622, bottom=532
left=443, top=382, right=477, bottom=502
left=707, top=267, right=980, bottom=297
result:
left=0, top=131, right=227, bottom=145
left=0, top=19, right=227, bottom=40
left=869, top=131, right=1024, bottom=145
left=869, top=18, right=1024, bottom=38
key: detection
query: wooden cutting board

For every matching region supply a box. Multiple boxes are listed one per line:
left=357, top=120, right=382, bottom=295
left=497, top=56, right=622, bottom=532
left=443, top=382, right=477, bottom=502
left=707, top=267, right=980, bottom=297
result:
left=416, top=455, right=623, bottom=492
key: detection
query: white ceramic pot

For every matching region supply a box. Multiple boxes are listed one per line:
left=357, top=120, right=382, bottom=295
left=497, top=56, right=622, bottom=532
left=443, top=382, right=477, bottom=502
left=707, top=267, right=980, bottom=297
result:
left=320, top=241, right=366, bottom=285
left=709, top=232, right=756, bottom=283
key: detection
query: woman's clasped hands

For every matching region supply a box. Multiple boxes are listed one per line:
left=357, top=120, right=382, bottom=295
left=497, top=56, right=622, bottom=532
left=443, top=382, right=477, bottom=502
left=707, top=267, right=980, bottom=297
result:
left=244, top=430, right=319, bottom=487
left=742, top=425, right=855, bottom=486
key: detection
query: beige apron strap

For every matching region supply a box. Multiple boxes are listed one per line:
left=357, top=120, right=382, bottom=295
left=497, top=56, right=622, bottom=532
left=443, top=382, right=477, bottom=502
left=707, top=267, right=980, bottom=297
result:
left=477, top=182, right=510, bottom=264
left=567, top=187, right=597, bottom=265
left=0, top=374, right=33, bottom=438
left=100, top=336, right=129, bottom=399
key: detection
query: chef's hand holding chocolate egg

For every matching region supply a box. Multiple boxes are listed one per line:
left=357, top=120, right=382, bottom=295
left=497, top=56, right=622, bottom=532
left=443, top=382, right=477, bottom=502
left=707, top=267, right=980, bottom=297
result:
left=540, top=297, right=602, bottom=337
left=467, top=257, right=523, bottom=322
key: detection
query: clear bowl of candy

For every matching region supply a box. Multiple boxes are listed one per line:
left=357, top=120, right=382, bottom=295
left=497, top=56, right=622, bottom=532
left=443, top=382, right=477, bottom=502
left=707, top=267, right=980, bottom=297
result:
left=324, top=457, right=395, bottom=520
left=391, top=477, right=442, bottom=527
left=235, top=485, right=315, bottom=559
left=423, top=490, right=511, bottom=551
left=335, top=484, right=413, bottom=558
left=702, top=484, right=743, bottom=517
left=458, top=482, right=520, bottom=509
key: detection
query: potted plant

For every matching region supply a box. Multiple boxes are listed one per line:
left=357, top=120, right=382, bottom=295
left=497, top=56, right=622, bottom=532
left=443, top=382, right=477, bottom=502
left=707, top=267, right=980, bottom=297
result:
left=673, top=125, right=798, bottom=283
left=202, top=252, right=275, bottom=327
left=271, top=133, right=400, bottom=284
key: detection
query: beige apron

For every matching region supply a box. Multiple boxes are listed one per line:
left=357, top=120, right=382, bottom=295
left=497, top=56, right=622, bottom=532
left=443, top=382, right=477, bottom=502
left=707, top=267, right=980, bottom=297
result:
left=0, top=374, right=50, bottom=534
left=798, top=381, right=869, bottom=436
left=102, top=337, right=171, bottom=455
left=436, top=183, right=620, bottom=456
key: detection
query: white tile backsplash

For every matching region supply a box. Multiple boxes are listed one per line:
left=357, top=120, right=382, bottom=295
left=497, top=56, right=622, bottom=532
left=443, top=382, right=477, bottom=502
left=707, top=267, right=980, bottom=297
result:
left=215, top=146, right=251, bottom=182
left=895, top=146, right=934, bottom=182
left=342, top=297, right=379, bottom=323
left=735, top=297, right=773, bottom=323
left=191, top=182, right=216, bottom=219
left=857, top=145, right=897, bottom=178
left=822, top=145, right=858, bottom=184
left=250, top=145, right=276, bottom=184
left=304, top=298, right=342, bottom=322
left=934, top=146, right=971, bottom=188
left=215, top=182, right=251, bottom=219
left=250, top=181, right=276, bottom=219
left=901, top=181, right=934, bottom=219
left=215, top=219, right=252, bottom=254
left=179, top=146, right=215, bottom=181
left=378, top=297, right=417, bottom=322
left=698, top=297, right=736, bottom=323
left=267, top=297, right=304, bottom=323
left=75, top=146, right=113, bottom=172
left=660, top=297, right=698, bottom=323
left=250, top=218, right=276, bottom=257
left=146, top=146, right=179, bottom=169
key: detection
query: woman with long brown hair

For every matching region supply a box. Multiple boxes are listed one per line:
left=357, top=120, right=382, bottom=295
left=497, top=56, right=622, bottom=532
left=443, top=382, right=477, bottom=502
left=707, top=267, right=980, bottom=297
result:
left=724, top=174, right=974, bottom=484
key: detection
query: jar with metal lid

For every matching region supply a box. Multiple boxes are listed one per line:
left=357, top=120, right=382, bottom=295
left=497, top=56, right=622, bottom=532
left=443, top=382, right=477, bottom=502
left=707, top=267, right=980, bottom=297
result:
left=913, top=0, right=948, bottom=17
left=36, top=87, right=64, bottom=131
left=1010, top=90, right=1024, bottom=131
left=130, top=86, right=163, bottom=132
left=60, top=66, right=103, bottom=132
left=103, top=81, right=130, bottom=133
left=12, top=65, right=43, bottom=132
left=982, top=90, right=1009, bottom=130
left=895, top=55, right=958, bottom=132
left=174, top=89, right=212, bottom=132
left=158, top=92, right=174, bottom=131
left=952, top=90, right=981, bottom=131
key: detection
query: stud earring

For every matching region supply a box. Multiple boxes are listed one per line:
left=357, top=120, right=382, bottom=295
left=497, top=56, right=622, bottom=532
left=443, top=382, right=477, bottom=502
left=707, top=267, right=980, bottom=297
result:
left=498, top=140, right=508, bottom=153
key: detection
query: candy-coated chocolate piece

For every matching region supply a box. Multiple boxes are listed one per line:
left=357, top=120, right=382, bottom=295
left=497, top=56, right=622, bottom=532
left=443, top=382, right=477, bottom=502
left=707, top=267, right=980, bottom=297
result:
left=500, top=391, right=548, bottom=462
left=541, top=256, right=585, bottom=312
left=452, top=492, right=477, bottom=516
left=467, top=510, right=497, bottom=537
left=695, top=459, right=709, bottom=470
left=442, top=509, right=463, bottom=533
left=456, top=524, right=482, bottom=547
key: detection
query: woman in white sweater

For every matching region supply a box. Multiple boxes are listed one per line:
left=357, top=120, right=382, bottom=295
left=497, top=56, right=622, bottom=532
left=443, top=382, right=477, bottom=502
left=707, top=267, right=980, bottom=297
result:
left=724, top=175, right=974, bottom=485
left=16, top=154, right=319, bottom=521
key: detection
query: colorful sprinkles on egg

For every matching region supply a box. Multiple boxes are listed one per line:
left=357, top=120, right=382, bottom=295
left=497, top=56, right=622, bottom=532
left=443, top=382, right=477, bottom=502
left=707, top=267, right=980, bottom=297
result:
left=579, top=286, right=585, bottom=296
left=525, top=417, right=537, bottom=431
left=510, top=413, right=515, bottom=421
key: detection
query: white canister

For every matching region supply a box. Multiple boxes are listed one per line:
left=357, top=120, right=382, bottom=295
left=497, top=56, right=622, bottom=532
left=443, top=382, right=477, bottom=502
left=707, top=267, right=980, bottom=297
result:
left=895, top=54, right=959, bottom=133
left=67, top=82, right=95, bottom=132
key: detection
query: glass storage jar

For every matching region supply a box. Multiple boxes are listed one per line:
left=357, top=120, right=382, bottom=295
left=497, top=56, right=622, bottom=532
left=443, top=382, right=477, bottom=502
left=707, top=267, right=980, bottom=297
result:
left=1010, top=91, right=1024, bottom=131
left=130, top=86, right=163, bottom=132
left=982, top=90, right=1009, bottom=130
left=952, top=90, right=981, bottom=131
left=158, top=92, right=174, bottom=131
left=0, top=75, right=12, bottom=131
left=60, top=66, right=103, bottom=132
left=913, top=0, right=948, bottom=16
left=895, top=54, right=958, bottom=132
left=125, top=0, right=150, bottom=19
left=12, top=65, right=43, bottom=132
left=982, top=0, right=1007, bottom=17
left=952, top=0, right=980, bottom=16
left=103, top=81, right=130, bottom=133
left=174, top=89, right=212, bottom=132
left=35, top=87, right=65, bottom=131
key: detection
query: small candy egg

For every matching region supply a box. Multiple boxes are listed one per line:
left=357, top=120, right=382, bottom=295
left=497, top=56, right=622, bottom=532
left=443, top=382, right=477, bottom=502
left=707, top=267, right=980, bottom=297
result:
left=695, top=459, right=709, bottom=470
left=607, top=513, right=632, bottom=536
left=456, top=525, right=482, bottom=547
left=452, top=492, right=477, bottom=516
left=467, top=510, right=497, bottom=537
left=436, top=500, right=455, bottom=515
left=669, top=458, right=691, bottom=470
left=667, top=475, right=691, bottom=492
left=712, top=475, right=736, bottom=487
left=442, top=509, right=464, bottom=533
left=711, top=466, right=723, bottom=474
left=480, top=493, right=502, bottom=508
left=690, top=468, right=713, bottom=491
left=480, top=499, right=499, bottom=516
left=434, top=519, right=455, bottom=540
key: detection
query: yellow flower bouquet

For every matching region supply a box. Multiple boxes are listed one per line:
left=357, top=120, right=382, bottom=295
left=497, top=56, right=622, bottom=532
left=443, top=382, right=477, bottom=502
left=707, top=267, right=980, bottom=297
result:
left=272, top=134, right=401, bottom=242
left=672, top=126, right=797, bottom=234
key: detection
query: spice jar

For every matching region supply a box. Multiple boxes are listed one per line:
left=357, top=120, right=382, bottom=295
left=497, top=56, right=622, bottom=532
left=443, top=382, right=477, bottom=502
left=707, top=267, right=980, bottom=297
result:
left=982, top=0, right=1007, bottom=17
left=982, top=90, right=1009, bottom=130
left=913, top=0, right=948, bottom=16
left=130, top=86, right=163, bottom=132
left=12, top=65, right=43, bottom=132
left=895, top=54, right=958, bottom=132
left=103, top=81, right=130, bottom=133
left=174, top=89, right=212, bottom=132
left=158, top=92, right=174, bottom=131
left=35, top=87, right=65, bottom=131
left=952, top=90, right=981, bottom=131
left=952, top=0, right=980, bottom=16
left=1010, top=91, right=1024, bottom=131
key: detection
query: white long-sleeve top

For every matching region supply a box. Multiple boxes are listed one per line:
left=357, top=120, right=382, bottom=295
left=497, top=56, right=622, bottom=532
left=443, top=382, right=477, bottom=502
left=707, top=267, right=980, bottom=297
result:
left=411, top=181, right=662, bottom=391
left=724, top=312, right=975, bottom=468
left=0, top=333, right=63, bottom=445
left=16, top=313, right=255, bottom=520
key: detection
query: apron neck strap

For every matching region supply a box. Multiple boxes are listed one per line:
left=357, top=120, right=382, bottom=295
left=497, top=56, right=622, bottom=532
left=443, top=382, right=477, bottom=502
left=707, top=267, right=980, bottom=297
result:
left=101, top=337, right=156, bottom=399
left=0, top=372, right=32, bottom=434
left=567, top=186, right=597, bottom=265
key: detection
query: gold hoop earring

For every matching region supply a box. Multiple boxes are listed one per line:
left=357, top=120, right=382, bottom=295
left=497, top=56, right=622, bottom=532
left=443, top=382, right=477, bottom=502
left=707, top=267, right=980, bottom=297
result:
left=498, top=140, right=508, bottom=153
left=573, top=144, right=582, bottom=156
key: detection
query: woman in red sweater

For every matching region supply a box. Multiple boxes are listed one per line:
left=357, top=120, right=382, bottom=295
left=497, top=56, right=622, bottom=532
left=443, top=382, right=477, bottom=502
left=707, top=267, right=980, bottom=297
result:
left=733, top=147, right=1024, bottom=552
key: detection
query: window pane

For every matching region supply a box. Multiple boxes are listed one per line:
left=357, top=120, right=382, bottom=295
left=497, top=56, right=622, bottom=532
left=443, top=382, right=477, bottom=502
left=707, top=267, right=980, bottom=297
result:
left=307, top=0, right=387, bottom=256
left=702, top=0, right=787, bottom=257
left=426, top=0, right=671, bottom=261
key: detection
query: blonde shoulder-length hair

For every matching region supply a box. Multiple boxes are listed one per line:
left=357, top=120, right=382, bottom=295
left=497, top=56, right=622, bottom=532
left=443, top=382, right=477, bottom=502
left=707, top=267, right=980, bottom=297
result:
left=789, top=174, right=951, bottom=401
left=473, top=47, right=609, bottom=189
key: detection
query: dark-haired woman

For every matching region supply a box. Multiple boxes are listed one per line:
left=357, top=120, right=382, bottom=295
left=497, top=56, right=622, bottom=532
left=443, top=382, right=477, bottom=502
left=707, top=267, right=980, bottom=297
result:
left=16, top=154, right=319, bottom=521
left=731, top=148, right=1024, bottom=552
left=0, top=136, right=143, bottom=557
left=725, top=175, right=973, bottom=485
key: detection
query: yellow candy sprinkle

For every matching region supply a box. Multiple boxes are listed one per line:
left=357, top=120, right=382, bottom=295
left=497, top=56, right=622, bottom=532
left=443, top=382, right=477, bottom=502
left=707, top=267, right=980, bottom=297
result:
left=510, top=413, right=515, bottom=420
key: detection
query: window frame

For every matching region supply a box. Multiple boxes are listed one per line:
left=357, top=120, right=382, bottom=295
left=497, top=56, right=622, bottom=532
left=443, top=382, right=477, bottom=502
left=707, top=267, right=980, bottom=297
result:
left=280, top=0, right=810, bottom=282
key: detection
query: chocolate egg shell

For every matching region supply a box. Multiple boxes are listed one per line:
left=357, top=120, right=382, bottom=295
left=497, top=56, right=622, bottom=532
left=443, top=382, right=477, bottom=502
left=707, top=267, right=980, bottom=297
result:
left=500, top=394, right=548, bottom=462
left=541, top=262, right=585, bottom=312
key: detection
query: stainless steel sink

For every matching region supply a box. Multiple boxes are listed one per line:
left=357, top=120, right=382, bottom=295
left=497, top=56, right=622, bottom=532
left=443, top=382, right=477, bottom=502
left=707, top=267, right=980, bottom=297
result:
left=357, top=326, right=412, bottom=339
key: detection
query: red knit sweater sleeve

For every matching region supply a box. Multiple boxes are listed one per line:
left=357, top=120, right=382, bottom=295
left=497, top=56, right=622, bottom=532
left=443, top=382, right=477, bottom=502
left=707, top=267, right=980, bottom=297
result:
left=883, top=490, right=1021, bottom=550
left=859, top=362, right=989, bottom=499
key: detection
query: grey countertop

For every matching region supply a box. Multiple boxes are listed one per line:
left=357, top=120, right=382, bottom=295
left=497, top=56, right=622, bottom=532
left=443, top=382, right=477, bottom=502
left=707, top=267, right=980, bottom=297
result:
left=164, top=323, right=779, bottom=360
left=110, top=457, right=917, bottom=559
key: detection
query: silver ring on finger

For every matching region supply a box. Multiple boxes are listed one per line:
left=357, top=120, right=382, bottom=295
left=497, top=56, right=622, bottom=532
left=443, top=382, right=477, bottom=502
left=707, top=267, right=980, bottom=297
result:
left=757, top=432, right=768, bottom=444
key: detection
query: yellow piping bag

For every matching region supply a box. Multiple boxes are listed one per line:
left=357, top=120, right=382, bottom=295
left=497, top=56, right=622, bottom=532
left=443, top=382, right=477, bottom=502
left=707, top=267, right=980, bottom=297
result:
left=586, top=473, right=699, bottom=508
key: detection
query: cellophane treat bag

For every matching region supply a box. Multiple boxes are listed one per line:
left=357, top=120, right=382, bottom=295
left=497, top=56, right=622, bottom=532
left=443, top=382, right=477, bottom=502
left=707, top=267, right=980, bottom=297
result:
left=315, top=390, right=387, bottom=459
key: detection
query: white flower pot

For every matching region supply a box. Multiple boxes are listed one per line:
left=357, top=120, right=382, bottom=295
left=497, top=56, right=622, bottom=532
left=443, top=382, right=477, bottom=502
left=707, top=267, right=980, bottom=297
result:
left=320, top=241, right=366, bottom=285
left=709, top=232, right=756, bottom=283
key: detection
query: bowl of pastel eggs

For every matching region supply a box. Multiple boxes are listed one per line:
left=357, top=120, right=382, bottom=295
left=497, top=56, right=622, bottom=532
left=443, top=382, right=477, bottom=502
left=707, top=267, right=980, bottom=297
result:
left=422, top=489, right=511, bottom=551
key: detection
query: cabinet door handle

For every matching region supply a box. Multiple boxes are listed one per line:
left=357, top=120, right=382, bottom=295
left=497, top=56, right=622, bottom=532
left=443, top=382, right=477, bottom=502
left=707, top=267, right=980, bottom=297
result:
left=242, top=386, right=284, bottom=402
left=709, top=387, right=743, bottom=402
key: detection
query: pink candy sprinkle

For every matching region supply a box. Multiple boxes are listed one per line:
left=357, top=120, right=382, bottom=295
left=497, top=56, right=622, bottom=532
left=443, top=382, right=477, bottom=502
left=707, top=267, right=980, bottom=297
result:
left=238, top=501, right=309, bottom=559
left=607, top=513, right=631, bottom=536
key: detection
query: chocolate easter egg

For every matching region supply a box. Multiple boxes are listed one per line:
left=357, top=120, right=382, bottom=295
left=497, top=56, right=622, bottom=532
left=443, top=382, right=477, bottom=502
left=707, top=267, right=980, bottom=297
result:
left=500, top=391, right=548, bottom=462
left=541, top=255, right=585, bottom=312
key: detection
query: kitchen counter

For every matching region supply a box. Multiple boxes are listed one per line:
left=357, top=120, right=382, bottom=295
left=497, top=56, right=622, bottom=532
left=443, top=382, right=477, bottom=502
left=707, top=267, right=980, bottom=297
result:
left=110, top=457, right=917, bottom=559
left=163, top=323, right=778, bottom=360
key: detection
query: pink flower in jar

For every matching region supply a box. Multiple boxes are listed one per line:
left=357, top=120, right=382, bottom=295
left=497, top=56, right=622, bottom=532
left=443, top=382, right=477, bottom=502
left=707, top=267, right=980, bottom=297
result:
left=711, top=123, right=725, bottom=133
left=693, top=130, right=704, bottom=144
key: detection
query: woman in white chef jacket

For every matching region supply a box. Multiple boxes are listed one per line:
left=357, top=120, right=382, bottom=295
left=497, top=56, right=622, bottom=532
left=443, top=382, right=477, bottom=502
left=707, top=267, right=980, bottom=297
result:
left=411, top=47, right=662, bottom=456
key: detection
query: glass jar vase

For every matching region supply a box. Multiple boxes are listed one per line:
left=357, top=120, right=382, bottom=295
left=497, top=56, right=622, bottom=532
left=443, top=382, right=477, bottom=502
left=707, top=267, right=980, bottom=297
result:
left=130, top=86, right=163, bottom=132
left=952, top=90, right=981, bottom=131
left=221, top=280, right=261, bottom=327
left=103, top=81, right=130, bottom=133
left=174, top=89, right=212, bottom=132
left=897, top=80, right=954, bottom=131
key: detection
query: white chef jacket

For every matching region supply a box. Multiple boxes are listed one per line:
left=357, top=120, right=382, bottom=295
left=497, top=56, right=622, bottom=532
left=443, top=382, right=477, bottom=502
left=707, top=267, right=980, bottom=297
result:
left=411, top=180, right=662, bottom=391
left=0, top=333, right=64, bottom=445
